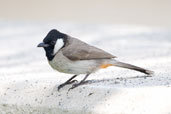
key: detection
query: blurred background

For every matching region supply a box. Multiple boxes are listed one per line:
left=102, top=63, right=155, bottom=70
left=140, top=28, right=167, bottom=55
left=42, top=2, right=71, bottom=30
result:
left=0, top=0, right=171, bottom=28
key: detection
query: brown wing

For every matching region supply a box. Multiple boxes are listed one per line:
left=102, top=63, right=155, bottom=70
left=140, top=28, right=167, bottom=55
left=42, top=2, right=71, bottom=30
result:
left=62, top=37, right=116, bottom=60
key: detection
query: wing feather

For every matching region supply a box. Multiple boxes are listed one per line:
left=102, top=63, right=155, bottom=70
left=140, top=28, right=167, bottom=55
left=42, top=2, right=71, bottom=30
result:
left=62, top=37, right=116, bottom=60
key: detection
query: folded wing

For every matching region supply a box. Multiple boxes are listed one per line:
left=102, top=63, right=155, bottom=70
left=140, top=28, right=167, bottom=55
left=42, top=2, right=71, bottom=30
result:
left=62, top=37, right=116, bottom=60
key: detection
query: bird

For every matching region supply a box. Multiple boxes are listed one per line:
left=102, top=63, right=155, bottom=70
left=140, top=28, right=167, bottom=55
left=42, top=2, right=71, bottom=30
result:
left=37, top=29, right=154, bottom=91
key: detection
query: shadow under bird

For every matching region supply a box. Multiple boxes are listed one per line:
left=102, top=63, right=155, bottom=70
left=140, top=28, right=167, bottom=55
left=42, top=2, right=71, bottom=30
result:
left=37, top=29, right=154, bottom=91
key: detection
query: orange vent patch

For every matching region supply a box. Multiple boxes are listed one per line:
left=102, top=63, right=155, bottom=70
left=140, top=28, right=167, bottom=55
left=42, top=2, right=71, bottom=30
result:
left=100, top=64, right=113, bottom=69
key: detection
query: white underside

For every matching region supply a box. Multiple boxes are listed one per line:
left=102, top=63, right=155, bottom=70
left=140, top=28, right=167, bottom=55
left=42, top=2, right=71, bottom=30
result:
left=49, top=51, right=113, bottom=75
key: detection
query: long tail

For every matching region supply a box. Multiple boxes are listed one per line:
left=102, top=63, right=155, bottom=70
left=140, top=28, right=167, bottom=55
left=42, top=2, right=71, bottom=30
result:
left=112, top=61, right=154, bottom=75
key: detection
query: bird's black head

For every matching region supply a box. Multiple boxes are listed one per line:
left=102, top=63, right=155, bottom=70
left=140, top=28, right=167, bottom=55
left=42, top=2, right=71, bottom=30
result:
left=37, top=29, right=67, bottom=61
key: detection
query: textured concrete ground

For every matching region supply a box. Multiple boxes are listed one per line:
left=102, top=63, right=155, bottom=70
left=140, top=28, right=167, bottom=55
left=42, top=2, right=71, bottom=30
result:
left=0, top=21, right=171, bottom=113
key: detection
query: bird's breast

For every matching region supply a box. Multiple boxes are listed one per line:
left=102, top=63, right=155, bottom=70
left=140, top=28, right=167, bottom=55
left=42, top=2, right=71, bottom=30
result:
left=48, top=51, right=101, bottom=74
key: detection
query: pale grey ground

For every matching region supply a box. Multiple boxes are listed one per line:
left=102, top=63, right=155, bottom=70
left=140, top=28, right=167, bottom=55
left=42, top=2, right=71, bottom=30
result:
left=0, top=21, right=171, bottom=113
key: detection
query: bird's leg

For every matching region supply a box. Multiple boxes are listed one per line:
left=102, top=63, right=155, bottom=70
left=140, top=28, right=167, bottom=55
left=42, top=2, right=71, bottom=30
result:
left=69, top=74, right=90, bottom=90
left=58, top=75, right=78, bottom=91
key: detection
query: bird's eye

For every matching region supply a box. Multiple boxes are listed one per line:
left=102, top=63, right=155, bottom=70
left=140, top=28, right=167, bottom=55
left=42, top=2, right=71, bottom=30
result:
left=51, top=41, right=56, bottom=45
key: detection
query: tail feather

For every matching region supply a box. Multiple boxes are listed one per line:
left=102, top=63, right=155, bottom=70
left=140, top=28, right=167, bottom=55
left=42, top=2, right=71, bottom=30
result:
left=113, top=61, right=154, bottom=75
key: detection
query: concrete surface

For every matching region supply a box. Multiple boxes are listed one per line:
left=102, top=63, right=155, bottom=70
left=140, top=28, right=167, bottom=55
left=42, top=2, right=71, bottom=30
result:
left=0, top=21, right=171, bottom=113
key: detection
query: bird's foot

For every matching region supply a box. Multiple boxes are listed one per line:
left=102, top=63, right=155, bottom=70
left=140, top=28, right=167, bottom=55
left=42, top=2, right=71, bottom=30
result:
left=68, top=81, right=88, bottom=91
left=58, top=80, right=78, bottom=91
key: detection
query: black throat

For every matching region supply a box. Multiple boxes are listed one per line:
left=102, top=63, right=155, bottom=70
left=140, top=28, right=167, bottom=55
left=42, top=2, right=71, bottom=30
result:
left=44, top=46, right=55, bottom=61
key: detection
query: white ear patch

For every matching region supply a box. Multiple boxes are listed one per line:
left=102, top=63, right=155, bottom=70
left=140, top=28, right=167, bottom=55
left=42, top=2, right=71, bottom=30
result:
left=53, top=39, right=64, bottom=55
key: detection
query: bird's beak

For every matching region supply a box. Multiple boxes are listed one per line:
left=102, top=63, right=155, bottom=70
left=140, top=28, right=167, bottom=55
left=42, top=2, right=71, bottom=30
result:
left=37, top=42, right=49, bottom=47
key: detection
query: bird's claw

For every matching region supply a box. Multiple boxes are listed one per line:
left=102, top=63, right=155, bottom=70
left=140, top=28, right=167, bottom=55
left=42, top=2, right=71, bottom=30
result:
left=68, top=81, right=89, bottom=91
left=57, top=80, right=78, bottom=91
left=69, top=80, right=78, bottom=84
left=68, top=83, right=78, bottom=91
left=57, top=84, right=65, bottom=91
